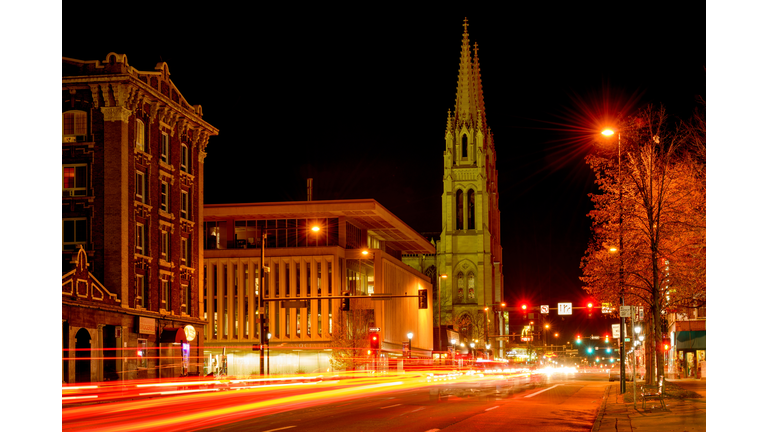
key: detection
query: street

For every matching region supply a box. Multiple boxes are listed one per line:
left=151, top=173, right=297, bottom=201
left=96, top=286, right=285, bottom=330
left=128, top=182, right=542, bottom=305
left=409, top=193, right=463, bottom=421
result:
left=63, top=371, right=612, bottom=432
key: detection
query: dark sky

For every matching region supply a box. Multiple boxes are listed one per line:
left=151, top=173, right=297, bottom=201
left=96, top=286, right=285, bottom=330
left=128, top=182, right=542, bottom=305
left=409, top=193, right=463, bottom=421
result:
left=62, top=6, right=705, bottom=339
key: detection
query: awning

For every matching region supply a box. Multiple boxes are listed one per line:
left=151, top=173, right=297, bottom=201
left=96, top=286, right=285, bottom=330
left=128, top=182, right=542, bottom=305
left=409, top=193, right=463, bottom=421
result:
left=676, top=331, right=705, bottom=350
left=159, top=327, right=186, bottom=344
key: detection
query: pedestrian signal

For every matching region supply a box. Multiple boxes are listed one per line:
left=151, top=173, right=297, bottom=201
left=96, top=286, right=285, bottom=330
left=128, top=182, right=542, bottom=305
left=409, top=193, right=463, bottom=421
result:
left=418, top=289, right=428, bottom=309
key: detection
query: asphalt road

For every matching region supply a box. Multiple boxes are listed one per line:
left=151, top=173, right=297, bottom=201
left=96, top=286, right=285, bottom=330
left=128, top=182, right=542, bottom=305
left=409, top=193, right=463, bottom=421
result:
left=202, top=373, right=611, bottom=432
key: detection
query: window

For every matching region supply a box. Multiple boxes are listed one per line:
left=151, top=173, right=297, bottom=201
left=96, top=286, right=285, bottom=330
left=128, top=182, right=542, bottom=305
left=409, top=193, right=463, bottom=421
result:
left=161, top=133, right=169, bottom=163
left=136, top=275, right=145, bottom=308
left=63, top=218, right=87, bottom=250
left=137, top=339, right=148, bottom=368
left=135, top=119, right=145, bottom=151
left=181, top=237, right=189, bottom=266
left=160, top=182, right=169, bottom=212
left=461, top=134, right=468, bottom=158
left=161, top=280, right=170, bottom=310
left=457, top=272, right=465, bottom=301
left=456, top=189, right=464, bottom=230
left=135, top=171, right=146, bottom=203
left=136, top=223, right=146, bottom=255
left=161, top=231, right=170, bottom=261
left=63, top=164, right=87, bottom=196
left=468, top=189, right=475, bottom=230
left=182, top=284, right=190, bottom=315
left=181, top=190, right=189, bottom=219
left=62, top=111, right=87, bottom=141
left=181, top=144, right=188, bottom=172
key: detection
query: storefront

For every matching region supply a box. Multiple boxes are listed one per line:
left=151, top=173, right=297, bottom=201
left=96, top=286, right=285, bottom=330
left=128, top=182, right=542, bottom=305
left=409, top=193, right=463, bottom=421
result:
left=674, top=330, right=706, bottom=378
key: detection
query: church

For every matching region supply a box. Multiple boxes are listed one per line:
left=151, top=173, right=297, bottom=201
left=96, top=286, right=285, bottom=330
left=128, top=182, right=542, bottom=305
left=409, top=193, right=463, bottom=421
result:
left=402, top=19, right=506, bottom=359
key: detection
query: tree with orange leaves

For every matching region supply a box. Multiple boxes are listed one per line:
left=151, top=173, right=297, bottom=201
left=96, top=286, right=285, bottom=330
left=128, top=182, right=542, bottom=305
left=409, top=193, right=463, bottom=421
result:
left=580, top=104, right=705, bottom=385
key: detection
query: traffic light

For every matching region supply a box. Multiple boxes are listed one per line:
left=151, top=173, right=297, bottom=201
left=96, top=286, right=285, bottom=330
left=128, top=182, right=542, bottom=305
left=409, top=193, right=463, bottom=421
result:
left=521, top=304, right=527, bottom=318
left=342, top=292, right=350, bottom=311
left=418, top=289, right=428, bottom=309
left=576, top=335, right=582, bottom=344
left=370, top=332, right=380, bottom=350
left=587, top=347, right=593, bottom=354
left=587, top=302, right=594, bottom=318
left=604, top=335, right=610, bottom=343
left=661, top=337, right=671, bottom=352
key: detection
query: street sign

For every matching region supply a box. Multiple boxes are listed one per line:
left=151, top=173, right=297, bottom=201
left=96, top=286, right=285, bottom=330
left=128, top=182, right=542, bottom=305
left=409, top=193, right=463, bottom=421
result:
left=558, top=302, right=572, bottom=315
left=566, top=349, right=579, bottom=354
left=612, top=324, right=620, bottom=338
left=369, top=327, right=380, bottom=332
left=619, top=306, right=631, bottom=317
left=590, top=336, right=600, bottom=340
left=602, top=303, right=612, bottom=313
left=281, top=300, right=309, bottom=309
left=541, top=305, right=549, bottom=314
left=639, top=306, right=644, bottom=321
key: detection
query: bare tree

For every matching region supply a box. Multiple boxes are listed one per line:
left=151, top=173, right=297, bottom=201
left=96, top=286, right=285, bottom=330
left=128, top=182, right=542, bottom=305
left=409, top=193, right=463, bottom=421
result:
left=581, top=104, right=706, bottom=385
left=329, top=306, right=374, bottom=371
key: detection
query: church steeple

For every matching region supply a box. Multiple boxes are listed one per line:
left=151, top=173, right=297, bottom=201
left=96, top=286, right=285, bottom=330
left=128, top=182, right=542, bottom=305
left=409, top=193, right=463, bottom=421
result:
left=454, top=18, right=480, bottom=128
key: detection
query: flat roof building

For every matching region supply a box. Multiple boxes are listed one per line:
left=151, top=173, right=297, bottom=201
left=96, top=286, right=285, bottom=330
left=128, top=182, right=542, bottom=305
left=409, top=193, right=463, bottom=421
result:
left=202, top=199, right=435, bottom=375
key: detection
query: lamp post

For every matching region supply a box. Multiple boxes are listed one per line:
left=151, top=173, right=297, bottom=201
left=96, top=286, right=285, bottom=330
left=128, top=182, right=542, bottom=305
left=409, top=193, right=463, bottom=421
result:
left=451, top=338, right=457, bottom=363
left=470, top=342, right=475, bottom=359
left=437, top=273, right=447, bottom=352
left=603, top=128, right=626, bottom=394
left=259, top=229, right=267, bottom=376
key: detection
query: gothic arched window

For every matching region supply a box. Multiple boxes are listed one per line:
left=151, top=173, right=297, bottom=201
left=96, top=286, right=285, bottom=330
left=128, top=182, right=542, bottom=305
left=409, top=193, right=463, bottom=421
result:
left=467, top=273, right=476, bottom=300
left=462, top=134, right=468, bottom=158
left=468, top=189, right=475, bottom=230
left=457, top=272, right=465, bottom=302
left=456, top=189, right=464, bottom=230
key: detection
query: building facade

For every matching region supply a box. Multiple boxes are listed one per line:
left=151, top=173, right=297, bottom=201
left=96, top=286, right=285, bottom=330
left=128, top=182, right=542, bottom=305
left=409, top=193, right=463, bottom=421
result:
left=403, top=20, right=505, bottom=358
left=202, top=199, right=435, bottom=376
left=62, top=53, right=218, bottom=382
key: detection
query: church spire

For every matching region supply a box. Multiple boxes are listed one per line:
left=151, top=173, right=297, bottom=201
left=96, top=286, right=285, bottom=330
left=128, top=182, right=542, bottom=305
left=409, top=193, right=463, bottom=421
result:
left=454, top=17, right=478, bottom=127
left=473, top=41, right=487, bottom=133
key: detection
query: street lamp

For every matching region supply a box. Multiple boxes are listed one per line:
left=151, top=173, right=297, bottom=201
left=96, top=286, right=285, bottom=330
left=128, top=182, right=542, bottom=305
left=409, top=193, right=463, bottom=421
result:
left=437, top=273, right=448, bottom=352
left=602, top=127, right=626, bottom=394
left=470, top=342, right=476, bottom=359
left=451, top=338, right=457, bottom=363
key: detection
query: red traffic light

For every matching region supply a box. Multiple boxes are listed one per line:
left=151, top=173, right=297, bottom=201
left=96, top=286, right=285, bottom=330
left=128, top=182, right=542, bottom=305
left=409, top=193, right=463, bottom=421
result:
left=370, top=332, right=380, bottom=350
left=521, top=304, right=527, bottom=310
left=588, top=302, right=593, bottom=309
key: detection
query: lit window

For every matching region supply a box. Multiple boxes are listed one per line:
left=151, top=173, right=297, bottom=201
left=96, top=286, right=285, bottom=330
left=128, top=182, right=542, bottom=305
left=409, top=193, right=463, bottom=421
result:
left=136, top=120, right=145, bottom=151
left=63, top=218, right=87, bottom=250
left=181, top=284, right=190, bottom=315
left=63, top=164, right=87, bottom=196
left=137, top=339, right=148, bottom=368
left=62, top=111, right=87, bottom=141
left=161, top=133, right=169, bottom=163
left=181, top=236, right=191, bottom=266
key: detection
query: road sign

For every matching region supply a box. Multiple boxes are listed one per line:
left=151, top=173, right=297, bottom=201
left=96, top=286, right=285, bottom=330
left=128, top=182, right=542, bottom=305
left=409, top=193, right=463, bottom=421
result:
left=590, top=335, right=600, bottom=340
left=558, top=302, right=572, bottom=315
left=619, top=306, right=631, bottom=317
left=602, top=303, right=612, bottom=313
left=639, top=306, right=644, bottom=321
left=541, top=305, right=549, bottom=314
left=369, top=327, right=380, bottom=332
left=612, top=324, right=620, bottom=338
left=281, top=300, right=309, bottom=308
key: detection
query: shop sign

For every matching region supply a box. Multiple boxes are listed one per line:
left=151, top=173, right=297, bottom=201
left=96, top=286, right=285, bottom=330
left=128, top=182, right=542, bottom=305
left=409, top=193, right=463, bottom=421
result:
left=138, top=316, right=155, bottom=335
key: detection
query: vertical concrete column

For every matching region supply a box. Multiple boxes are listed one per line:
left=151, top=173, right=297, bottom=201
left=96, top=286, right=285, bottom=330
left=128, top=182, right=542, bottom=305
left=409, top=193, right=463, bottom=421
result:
left=101, top=107, right=131, bottom=304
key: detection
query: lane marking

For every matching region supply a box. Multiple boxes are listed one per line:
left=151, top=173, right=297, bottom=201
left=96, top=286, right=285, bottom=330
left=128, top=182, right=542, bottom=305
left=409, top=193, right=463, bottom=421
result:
left=485, top=406, right=499, bottom=411
left=264, top=427, right=296, bottom=432
left=424, top=430, right=441, bottom=432
left=410, top=407, right=425, bottom=413
left=381, top=404, right=402, bottom=409
left=524, top=384, right=563, bottom=398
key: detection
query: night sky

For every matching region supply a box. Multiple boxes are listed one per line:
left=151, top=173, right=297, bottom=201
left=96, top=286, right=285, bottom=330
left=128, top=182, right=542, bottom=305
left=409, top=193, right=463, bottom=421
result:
left=60, top=6, right=706, bottom=340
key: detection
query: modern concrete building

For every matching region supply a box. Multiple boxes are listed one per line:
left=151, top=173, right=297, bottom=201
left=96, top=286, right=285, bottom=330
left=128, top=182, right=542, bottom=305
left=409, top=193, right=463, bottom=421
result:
left=62, top=53, right=218, bottom=382
left=402, top=20, right=506, bottom=359
left=202, top=199, right=435, bottom=376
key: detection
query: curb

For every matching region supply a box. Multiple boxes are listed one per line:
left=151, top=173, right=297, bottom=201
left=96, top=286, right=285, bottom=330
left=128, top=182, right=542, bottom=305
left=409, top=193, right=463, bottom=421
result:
left=591, top=383, right=611, bottom=432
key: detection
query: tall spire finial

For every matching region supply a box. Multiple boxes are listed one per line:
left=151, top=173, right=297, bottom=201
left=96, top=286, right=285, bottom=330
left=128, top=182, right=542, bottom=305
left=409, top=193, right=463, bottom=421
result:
left=463, top=17, right=469, bottom=35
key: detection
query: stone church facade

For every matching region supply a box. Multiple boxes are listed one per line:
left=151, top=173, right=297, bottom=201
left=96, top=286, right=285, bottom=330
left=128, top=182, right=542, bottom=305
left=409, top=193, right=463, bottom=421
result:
left=402, top=20, right=505, bottom=358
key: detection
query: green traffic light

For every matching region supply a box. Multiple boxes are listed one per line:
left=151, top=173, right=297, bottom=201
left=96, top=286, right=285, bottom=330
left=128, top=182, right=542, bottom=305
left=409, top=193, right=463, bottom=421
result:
left=587, top=347, right=593, bottom=354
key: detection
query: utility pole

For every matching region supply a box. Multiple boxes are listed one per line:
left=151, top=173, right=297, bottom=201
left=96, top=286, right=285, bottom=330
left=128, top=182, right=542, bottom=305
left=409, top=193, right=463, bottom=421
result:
left=259, top=230, right=267, bottom=376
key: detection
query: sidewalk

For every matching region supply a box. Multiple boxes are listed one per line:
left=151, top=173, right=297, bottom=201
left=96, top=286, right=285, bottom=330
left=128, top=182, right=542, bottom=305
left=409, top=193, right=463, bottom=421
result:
left=592, top=379, right=706, bottom=432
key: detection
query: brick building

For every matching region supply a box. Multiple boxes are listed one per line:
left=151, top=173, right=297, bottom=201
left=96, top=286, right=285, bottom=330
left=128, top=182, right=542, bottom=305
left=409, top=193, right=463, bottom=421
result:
left=62, top=53, right=218, bottom=382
